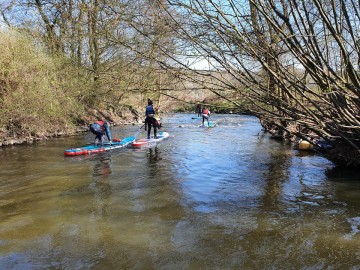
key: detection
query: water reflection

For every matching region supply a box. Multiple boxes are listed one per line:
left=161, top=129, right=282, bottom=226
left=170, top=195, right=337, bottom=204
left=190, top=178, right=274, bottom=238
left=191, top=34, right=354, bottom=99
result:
left=90, top=155, right=112, bottom=218
left=261, top=147, right=292, bottom=211
left=146, top=147, right=161, bottom=164
left=91, top=155, right=112, bottom=197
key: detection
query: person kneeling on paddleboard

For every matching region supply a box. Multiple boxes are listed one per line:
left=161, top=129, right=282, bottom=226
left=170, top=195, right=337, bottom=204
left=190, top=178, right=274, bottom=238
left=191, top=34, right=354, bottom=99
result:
left=145, top=99, right=158, bottom=139
left=89, top=120, right=112, bottom=146
left=202, top=107, right=211, bottom=125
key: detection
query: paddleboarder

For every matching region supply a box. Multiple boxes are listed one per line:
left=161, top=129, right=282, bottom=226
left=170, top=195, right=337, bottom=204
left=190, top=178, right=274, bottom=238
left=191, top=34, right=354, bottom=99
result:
left=196, top=103, right=202, bottom=117
left=89, top=120, right=112, bottom=146
left=202, top=107, right=211, bottom=126
left=145, top=99, right=158, bottom=139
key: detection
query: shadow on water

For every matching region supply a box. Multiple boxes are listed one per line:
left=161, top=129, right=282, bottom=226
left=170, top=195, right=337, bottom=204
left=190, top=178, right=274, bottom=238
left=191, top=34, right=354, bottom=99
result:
left=260, top=147, right=292, bottom=211
left=325, top=166, right=360, bottom=182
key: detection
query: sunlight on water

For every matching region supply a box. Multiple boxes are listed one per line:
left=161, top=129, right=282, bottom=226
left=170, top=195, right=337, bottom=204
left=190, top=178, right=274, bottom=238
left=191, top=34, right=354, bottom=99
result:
left=0, top=114, right=359, bottom=269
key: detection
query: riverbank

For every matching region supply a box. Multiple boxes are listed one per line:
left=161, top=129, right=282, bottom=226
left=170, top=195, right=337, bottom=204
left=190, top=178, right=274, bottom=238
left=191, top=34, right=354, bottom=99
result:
left=260, top=118, right=360, bottom=168
left=0, top=108, right=141, bottom=147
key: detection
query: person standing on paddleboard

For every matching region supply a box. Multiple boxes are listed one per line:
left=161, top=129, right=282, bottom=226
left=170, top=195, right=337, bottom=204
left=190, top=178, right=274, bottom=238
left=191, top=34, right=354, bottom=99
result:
left=89, top=120, right=112, bottom=146
left=145, top=99, right=158, bottom=139
left=202, top=107, right=211, bottom=125
left=196, top=103, right=202, bottom=117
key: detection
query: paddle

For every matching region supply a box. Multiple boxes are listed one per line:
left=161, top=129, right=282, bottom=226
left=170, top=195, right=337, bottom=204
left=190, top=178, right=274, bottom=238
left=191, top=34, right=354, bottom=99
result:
left=133, top=123, right=145, bottom=139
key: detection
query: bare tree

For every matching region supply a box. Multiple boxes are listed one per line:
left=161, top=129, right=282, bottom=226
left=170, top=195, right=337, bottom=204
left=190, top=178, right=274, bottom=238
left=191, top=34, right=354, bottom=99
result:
left=2, top=0, right=359, bottom=165
left=150, top=0, right=360, bottom=166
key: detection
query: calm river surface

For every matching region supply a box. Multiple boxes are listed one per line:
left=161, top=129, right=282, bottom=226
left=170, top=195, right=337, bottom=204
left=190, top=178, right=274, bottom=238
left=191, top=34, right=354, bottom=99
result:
left=0, top=114, right=359, bottom=269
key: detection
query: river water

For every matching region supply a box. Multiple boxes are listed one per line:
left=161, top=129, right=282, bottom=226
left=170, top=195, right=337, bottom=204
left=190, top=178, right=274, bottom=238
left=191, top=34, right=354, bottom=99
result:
left=0, top=114, right=359, bottom=269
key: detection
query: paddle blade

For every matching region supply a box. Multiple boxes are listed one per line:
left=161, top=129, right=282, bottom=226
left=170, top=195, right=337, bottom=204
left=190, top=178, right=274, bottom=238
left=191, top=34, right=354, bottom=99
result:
left=133, top=131, right=140, bottom=139
left=134, top=124, right=145, bottom=139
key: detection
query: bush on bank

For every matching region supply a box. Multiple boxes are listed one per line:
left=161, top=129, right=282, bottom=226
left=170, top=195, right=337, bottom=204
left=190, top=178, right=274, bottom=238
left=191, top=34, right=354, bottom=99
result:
left=0, top=30, right=88, bottom=142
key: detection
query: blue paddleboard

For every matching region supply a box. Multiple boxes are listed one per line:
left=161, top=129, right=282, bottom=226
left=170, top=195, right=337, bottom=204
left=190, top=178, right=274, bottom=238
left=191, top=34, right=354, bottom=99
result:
left=64, top=136, right=135, bottom=156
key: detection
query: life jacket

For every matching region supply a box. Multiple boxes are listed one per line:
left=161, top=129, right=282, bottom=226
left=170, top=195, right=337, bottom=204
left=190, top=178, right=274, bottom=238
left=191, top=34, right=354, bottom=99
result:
left=145, top=105, right=155, bottom=116
left=203, top=109, right=209, bottom=115
left=95, top=121, right=106, bottom=130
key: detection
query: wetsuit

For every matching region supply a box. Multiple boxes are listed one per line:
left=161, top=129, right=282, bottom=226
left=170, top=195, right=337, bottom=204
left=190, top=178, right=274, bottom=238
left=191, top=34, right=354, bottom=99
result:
left=196, top=104, right=202, bottom=117
left=145, top=105, right=157, bottom=139
left=90, top=121, right=112, bottom=145
left=202, top=109, right=210, bottom=124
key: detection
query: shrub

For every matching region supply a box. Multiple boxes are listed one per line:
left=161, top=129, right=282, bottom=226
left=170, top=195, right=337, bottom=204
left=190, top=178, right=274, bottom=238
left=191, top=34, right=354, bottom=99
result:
left=0, top=30, right=86, bottom=137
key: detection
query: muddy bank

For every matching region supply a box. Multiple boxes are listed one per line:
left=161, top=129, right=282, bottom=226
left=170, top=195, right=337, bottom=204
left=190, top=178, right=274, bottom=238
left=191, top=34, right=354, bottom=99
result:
left=0, top=107, right=142, bottom=147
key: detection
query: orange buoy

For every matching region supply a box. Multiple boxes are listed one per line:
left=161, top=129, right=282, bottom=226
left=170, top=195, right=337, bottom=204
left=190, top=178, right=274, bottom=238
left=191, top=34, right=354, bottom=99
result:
left=298, top=140, right=313, bottom=150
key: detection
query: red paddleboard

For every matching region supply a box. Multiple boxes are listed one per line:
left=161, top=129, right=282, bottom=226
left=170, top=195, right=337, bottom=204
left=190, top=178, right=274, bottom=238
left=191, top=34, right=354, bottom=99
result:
left=132, top=132, right=170, bottom=148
